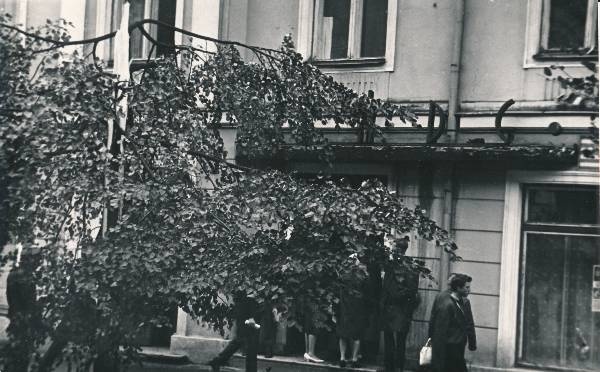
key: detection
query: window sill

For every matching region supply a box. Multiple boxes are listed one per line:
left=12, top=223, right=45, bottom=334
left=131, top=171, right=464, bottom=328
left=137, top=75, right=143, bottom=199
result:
left=311, top=57, right=386, bottom=68
left=533, top=51, right=598, bottom=62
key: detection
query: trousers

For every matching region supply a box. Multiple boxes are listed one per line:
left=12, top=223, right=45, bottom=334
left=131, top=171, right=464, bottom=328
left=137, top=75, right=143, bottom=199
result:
left=212, top=324, right=259, bottom=372
left=384, top=328, right=410, bottom=372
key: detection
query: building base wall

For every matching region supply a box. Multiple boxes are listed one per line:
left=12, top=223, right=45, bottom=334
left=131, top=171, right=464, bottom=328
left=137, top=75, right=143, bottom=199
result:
left=170, top=334, right=230, bottom=363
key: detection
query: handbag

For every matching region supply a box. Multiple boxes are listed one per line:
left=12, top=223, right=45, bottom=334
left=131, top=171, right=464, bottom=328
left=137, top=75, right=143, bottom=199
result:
left=419, top=338, right=432, bottom=366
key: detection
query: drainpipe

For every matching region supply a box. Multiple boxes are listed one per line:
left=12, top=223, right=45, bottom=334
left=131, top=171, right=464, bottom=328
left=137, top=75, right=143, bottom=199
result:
left=446, top=0, right=465, bottom=143
left=439, top=168, right=456, bottom=289
left=439, top=0, right=465, bottom=288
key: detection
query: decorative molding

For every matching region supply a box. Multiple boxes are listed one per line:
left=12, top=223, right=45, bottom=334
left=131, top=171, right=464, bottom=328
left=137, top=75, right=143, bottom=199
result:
left=496, top=170, right=599, bottom=368
left=174, top=0, right=184, bottom=47
left=14, top=0, right=28, bottom=27
left=460, top=115, right=595, bottom=129
left=297, top=0, right=314, bottom=61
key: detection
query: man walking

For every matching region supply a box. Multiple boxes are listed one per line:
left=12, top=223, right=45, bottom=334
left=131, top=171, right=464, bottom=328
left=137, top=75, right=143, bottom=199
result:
left=428, top=273, right=476, bottom=372
left=206, top=292, right=262, bottom=372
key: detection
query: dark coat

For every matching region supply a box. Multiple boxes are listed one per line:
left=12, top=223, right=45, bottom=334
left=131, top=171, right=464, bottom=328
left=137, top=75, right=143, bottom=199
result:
left=380, top=263, right=419, bottom=332
left=232, top=294, right=262, bottom=324
left=463, top=298, right=477, bottom=351
left=6, top=266, right=37, bottom=320
left=428, top=290, right=470, bottom=372
left=363, top=260, right=382, bottom=341
left=336, top=272, right=368, bottom=340
left=6, top=265, right=41, bottom=338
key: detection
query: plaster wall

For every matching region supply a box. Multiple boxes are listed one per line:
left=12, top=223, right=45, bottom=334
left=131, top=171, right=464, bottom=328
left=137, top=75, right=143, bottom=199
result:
left=388, top=0, right=454, bottom=102
left=394, top=164, right=506, bottom=368
left=236, top=0, right=595, bottom=107
left=25, top=0, right=59, bottom=27
left=245, top=0, right=299, bottom=50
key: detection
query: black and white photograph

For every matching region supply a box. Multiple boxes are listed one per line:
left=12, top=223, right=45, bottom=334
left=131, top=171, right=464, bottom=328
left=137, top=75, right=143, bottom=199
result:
left=0, top=1, right=598, bottom=372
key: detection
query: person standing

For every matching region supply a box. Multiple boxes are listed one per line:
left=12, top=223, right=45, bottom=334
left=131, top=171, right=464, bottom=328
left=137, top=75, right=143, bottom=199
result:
left=4, top=249, right=41, bottom=372
left=428, top=273, right=476, bottom=372
left=335, top=254, right=368, bottom=368
left=380, top=236, right=419, bottom=372
left=361, top=236, right=384, bottom=364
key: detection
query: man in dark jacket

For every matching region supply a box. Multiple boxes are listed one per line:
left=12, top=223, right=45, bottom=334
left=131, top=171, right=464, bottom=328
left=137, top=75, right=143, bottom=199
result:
left=4, top=250, right=41, bottom=372
left=428, top=273, right=476, bottom=372
left=206, top=292, right=262, bottom=372
left=381, top=236, right=419, bottom=372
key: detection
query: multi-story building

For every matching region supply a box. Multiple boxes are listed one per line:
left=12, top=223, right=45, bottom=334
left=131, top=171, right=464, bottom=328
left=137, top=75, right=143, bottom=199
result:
left=1, top=1, right=598, bottom=371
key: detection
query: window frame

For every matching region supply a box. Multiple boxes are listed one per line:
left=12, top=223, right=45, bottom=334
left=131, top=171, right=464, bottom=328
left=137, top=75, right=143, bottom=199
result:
left=497, top=170, right=600, bottom=368
left=297, top=0, right=398, bottom=72
left=523, top=0, right=598, bottom=68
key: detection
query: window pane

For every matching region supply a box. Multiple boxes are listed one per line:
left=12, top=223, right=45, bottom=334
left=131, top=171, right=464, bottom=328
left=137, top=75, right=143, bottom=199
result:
left=318, top=0, right=351, bottom=59
left=360, top=0, right=387, bottom=57
left=547, top=0, right=587, bottom=49
left=521, top=233, right=600, bottom=369
left=521, top=234, right=566, bottom=365
left=156, top=0, right=176, bottom=56
left=129, top=0, right=145, bottom=59
left=526, top=187, right=599, bottom=225
left=565, top=236, right=600, bottom=370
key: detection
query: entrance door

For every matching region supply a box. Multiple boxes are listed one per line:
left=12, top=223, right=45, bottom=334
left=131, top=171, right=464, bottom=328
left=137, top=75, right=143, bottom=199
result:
left=518, top=186, right=600, bottom=371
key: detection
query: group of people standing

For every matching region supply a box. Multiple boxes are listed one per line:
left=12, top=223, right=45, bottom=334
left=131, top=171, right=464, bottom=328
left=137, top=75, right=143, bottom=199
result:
left=206, top=237, right=477, bottom=372
left=206, top=236, right=422, bottom=372
left=296, top=236, right=421, bottom=371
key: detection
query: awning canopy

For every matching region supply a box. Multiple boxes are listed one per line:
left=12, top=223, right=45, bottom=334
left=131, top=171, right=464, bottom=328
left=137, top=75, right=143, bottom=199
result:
left=277, top=143, right=579, bottom=167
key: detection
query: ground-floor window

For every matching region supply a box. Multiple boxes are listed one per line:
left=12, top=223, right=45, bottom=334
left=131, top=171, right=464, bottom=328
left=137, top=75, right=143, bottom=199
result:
left=518, top=185, right=600, bottom=371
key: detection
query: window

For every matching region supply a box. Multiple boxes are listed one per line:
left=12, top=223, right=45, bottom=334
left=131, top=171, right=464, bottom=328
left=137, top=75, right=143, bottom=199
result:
left=297, top=0, right=397, bottom=70
left=518, top=185, right=600, bottom=371
left=524, top=0, right=598, bottom=65
left=313, top=0, right=387, bottom=62
left=129, top=0, right=178, bottom=59
left=537, top=0, right=598, bottom=59
left=83, top=0, right=181, bottom=65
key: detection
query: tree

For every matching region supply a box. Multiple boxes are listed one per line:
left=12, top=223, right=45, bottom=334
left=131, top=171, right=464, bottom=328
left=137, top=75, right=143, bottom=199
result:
left=543, top=62, right=599, bottom=153
left=0, top=14, right=457, bottom=371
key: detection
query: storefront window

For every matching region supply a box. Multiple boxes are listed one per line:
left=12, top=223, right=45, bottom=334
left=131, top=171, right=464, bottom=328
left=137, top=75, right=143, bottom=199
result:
left=519, top=186, right=600, bottom=371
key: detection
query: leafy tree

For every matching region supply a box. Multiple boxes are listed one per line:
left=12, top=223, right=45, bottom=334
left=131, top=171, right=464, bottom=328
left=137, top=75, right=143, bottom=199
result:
left=0, top=15, right=457, bottom=371
left=543, top=61, right=598, bottom=152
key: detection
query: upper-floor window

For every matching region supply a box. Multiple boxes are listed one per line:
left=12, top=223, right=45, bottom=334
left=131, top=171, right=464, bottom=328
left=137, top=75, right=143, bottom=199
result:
left=525, top=0, right=597, bottom=66
left=129, top=0, right=178, bottom=59
left=297, top=0, right=397, bottom=70
left=313, top=0, right=387, bottom=60
left=83, top=0, right=180, bottom=65
left=537, top=0, right=597, bottom=59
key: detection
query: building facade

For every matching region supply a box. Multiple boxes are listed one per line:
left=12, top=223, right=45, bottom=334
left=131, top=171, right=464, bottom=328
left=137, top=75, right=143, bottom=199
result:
left=0, top=0, right=598, bottom=371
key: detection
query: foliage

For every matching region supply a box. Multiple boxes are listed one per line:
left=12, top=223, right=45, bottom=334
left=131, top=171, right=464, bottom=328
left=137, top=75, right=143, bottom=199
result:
left=0, top=15, right=455, bottom=370
left=543, top=61, right=598, bottom=109
left=543, top=61, right=599, bottom=150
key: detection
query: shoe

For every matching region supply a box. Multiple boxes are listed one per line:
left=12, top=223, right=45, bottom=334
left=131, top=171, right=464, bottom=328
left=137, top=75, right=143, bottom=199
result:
left=350, top=360, right=360, bottom=368
left=339, top=360, right=347, bottom=368
left=303, top=352, right=324, bottom=363
left=206, top=359, right=220, bottom=372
